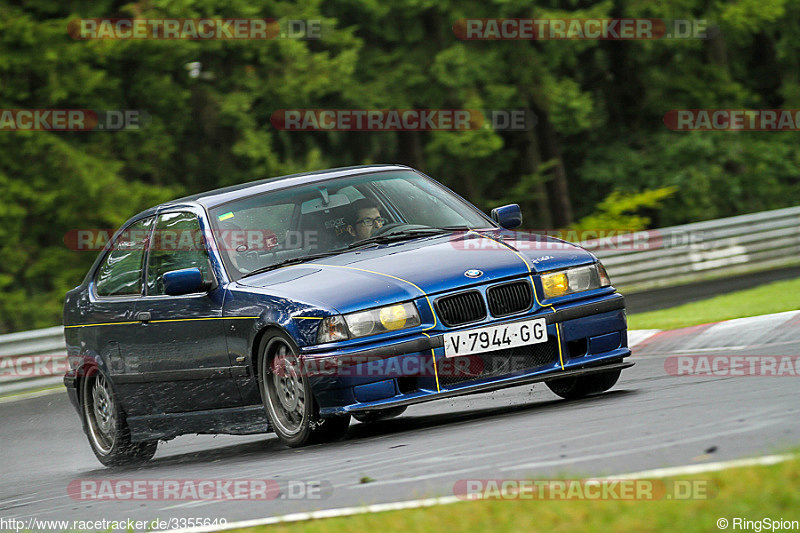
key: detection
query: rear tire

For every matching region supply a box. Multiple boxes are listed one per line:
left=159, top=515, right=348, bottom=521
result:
left=258, top=332, right=350, bottom=447
left=545, top=369, right=621, bottom=400
left=353, top=406, right=407, bottom=423
left=81, top=368, right=157, bottom=467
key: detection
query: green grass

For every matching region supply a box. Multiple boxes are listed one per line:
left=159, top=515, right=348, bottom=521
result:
left=234, top=455, right=800, bottom=533
left=0, top=384, right=62, bottom=401
left=627, top=276, right=800, bottom=330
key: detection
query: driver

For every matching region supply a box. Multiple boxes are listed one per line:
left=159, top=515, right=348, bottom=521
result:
left=347, top=199, right=386, bottom=241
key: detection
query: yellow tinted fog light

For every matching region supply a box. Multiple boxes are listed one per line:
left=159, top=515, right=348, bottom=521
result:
left=542, top=271, right=569, bottom=298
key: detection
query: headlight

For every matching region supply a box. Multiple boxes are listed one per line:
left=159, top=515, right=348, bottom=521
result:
left=540, top=263, right=611, bottom=299
left=597, top=262, right=611, bottom=287
left=316, top=302, right=421, bottom=343
left=316, top=315, right=349, bottom=343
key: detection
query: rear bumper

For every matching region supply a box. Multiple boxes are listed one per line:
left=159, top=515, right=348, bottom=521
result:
left=64, top=375, right=80, bottom=413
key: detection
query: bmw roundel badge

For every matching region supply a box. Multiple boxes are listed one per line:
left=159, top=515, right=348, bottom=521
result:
left=464, top=269, right=483, bottom=278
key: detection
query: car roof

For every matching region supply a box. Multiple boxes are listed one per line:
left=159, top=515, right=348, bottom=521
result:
left=157, top=164, right=413, bottom=212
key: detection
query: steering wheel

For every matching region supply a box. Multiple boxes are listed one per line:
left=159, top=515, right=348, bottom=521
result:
left=372, top=222, right=404, bottom=236
left=372, top=223, right=429, bottom=236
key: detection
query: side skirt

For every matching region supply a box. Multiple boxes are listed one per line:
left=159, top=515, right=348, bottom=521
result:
left=126, top=405, right=270, bottom=442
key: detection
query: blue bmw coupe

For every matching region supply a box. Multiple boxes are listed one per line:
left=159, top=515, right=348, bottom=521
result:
left=63, top=165, right=631, bottom=465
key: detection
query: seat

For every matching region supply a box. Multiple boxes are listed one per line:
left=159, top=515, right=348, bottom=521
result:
left=298, top=205, right=352, bottom=253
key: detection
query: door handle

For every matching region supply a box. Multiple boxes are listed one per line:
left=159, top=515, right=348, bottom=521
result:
left=136, top=311, right=151, bottom=322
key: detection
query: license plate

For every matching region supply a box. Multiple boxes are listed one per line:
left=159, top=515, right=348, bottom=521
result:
left=443, top=318, right=547, bottom=358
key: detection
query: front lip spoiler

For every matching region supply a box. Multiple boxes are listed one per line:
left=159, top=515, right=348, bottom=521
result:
left=344, top=359, right=633, bottom=413
left=306, top=293, right=625, bottom=362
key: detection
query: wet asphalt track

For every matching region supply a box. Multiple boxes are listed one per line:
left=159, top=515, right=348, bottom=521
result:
left=2, top=311, right=799, bottom=529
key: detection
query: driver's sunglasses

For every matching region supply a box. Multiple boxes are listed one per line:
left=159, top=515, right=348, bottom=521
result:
left=356, top=217, right=386, bottom=227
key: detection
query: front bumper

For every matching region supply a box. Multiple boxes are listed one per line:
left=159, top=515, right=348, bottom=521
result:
left=346, top=360, right=633, bottom=413
left=306, top=293, right=631, bottom=416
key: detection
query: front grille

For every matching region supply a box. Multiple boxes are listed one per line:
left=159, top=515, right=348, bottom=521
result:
left=487, top=280, right=533, bottom=317
left=435, top=291, right=486, bottom=327
left=436, top=339, right=559, bottom=388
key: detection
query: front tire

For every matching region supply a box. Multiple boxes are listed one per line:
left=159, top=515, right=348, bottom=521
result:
left=545, top=368, right=622, bottom=400
left=81, top=368, right=157, bottom=467
left=258, top=333, right=350, bottom=447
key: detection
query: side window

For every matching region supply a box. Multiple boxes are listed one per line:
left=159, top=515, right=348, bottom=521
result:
left=147, top=212, right=213, bottom=296
left=95, top=217, right=153, bottom=297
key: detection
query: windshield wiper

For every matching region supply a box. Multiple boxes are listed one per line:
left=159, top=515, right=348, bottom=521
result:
left=346, top=226, right=471, bottom=249
left=240, top=251, right=340, bottom=278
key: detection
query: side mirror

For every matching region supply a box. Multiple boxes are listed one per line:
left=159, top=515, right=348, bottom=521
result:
left=162, top=268, right=207, bottom=296
left=490, top=204, right=522, bottom=229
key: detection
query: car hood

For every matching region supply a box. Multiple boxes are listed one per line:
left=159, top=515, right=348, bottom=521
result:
left=236, top=231, right=596, bottom=314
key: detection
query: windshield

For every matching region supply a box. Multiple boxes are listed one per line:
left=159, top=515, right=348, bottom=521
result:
left=208, top=170, right=494, bottom=280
